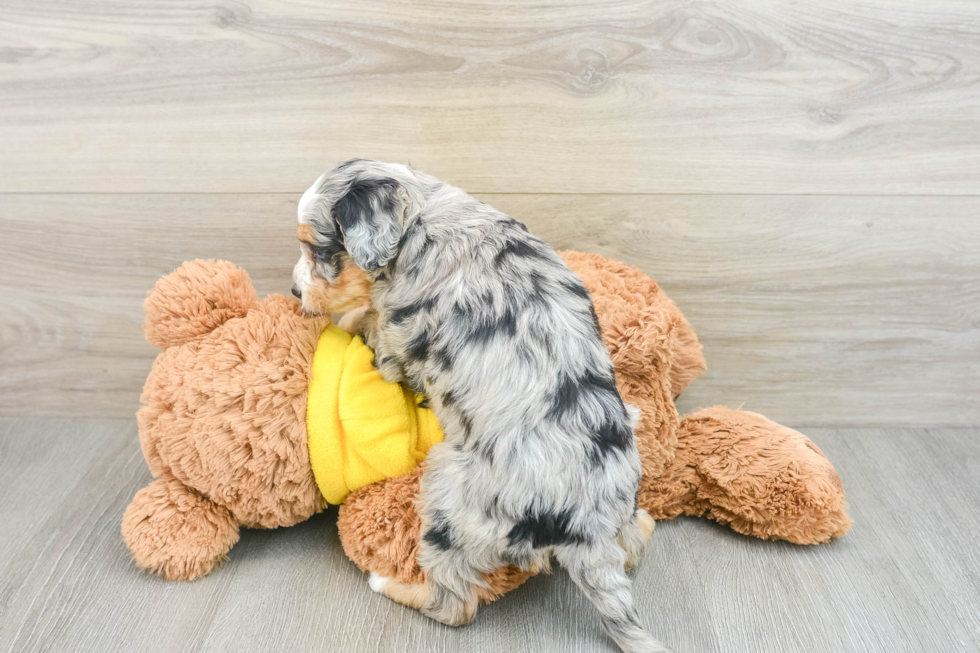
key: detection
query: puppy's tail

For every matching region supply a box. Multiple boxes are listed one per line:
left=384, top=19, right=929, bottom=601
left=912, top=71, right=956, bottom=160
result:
left=557, top=540, right=672, bottom=653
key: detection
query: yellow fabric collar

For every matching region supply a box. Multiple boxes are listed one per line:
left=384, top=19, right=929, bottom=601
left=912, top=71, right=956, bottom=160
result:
left=306, top=326, right=444, bottom=505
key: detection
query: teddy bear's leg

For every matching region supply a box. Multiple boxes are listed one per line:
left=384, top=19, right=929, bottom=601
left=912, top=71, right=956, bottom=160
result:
left=639, top=407, right=852, bottom=545
left=122, top=474, right=240, bottom=580
left=337, top=466, right=533, bottom=604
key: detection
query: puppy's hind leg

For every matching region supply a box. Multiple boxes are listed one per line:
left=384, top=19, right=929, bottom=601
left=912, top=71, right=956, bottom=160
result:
left=416, top=541, right=482, bottom=626
left=370, top=529, right=483, bottom=626
left=405, top=443, right=487, bottom=626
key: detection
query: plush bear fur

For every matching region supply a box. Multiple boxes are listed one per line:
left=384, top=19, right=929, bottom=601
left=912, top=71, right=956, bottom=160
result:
left=123, top=253, right=851, bottom=588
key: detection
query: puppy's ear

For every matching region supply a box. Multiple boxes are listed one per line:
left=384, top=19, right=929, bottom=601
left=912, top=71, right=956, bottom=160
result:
left=334, top=178, right=404, bottom=271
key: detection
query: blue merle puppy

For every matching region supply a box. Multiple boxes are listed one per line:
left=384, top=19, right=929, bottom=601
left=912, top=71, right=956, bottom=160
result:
left=292, top=159, right=670, bottom=653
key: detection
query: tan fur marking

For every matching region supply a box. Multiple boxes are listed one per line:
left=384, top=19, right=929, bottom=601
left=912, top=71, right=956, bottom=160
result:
left=638, top=509, right=656, bottom=541
left=623, top=509, right=657, bottom=571
left=380, top=579, right=432, bottom=610
left=303, top=265, right=373, bottom=316
left=380, top=579, right=478, bottom=625
left=337, top=304, right=374, bottom=334
left=297, top=223, right=318, bottom=244
left=452, top=595, right=479, bottom=626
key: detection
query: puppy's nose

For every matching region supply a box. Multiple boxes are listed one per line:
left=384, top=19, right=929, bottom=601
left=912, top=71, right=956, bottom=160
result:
left=291, top=285, right=302, bottom=299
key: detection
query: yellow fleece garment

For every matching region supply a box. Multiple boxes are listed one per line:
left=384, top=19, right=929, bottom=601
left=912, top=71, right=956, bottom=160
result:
left=306, top=325, right=444, bottom=505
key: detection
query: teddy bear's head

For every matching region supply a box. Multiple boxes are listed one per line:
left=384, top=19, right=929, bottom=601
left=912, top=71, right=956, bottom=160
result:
left=137, top=260, right=330, bottom=530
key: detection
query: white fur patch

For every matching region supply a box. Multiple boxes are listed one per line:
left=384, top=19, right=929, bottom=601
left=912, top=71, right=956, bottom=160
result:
left=368, top=571, right=389, bottom=593
left=625, top=403, right=642, bottom=429
left=298, top=172, right=328, bottom=221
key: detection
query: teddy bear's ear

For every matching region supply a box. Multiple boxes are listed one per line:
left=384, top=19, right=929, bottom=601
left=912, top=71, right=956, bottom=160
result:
left=334, top=178, right=405, bottom=272
left=143, top=259, right=258, bottom=349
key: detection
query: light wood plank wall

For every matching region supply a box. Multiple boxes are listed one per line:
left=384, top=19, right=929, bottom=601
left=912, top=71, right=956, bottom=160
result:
left=1, top=0, right=978, bottom=426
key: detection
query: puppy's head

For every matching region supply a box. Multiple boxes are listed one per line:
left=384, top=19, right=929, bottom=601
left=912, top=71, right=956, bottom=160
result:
left=292, top=159, right=417, bottom=315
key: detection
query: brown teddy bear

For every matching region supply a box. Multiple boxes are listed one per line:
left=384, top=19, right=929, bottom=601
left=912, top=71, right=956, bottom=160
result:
left=122, top=252, right=851, bottom=598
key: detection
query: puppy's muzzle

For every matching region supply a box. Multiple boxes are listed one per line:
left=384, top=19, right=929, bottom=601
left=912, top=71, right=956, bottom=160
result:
left=291, top=285, right=302, bottom=299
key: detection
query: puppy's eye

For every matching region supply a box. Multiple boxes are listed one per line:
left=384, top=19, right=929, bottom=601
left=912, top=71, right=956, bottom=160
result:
left=311, top=247, right=329, bottom=262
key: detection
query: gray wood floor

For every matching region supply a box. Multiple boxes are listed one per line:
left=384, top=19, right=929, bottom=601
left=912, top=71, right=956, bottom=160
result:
left=1, top=418, right=977, bottom=653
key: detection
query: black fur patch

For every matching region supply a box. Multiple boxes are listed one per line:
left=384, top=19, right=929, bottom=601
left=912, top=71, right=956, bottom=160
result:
left=451, top=301, right=470, bottom=322
left=508, top=508, right=585, bottom=548
left=588, top=304, right=604, bottom=339
left=485, top=494, right=501, bottom=519
left=561, top=278, right=592, bottom=301
left=373, top=354, right=394, bottom=370
left=524, top=271, right=550, bottom=307
left=406, top=332, right=430, bottom=362
left=334, top=178, right=399, bottom=235
left=309, top=238, right=347, bottom=279
left=433, top=346, right=455, bottom=371
left=494, top=239, right=549, bottom=267
left=547, top=370, right=620, bottom=421
left=503, top=217, right=530, bottom=233
left=547, top=370, right=632, bottom=461
left=388, top=297, right=435, bottom=326
left=458, top=411, right=473, bottom=440
left=591, top=415, right=633, bottom=461
left=423, top=518, right=454, bottom=551
left=467, top=309, right=517, bottom=345
left=441, top=390, right=458, bottom=408
left=452, top=290, right=495, bottom=322
left=333, top=177, right=400, bottom=271
left=379, top=186, right=399, bottom=214
left=479, top=438, right=495, bottom=464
